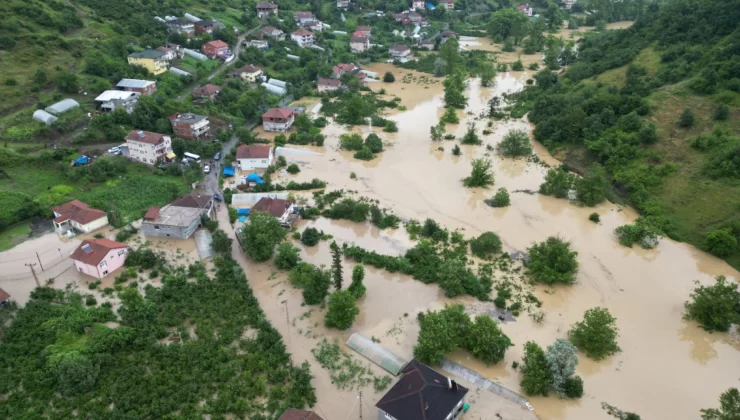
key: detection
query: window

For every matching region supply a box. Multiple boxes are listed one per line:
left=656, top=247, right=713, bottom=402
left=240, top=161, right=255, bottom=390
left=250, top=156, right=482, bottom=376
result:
left=154, top=225, right=160, bottom=230
left=118, top=250, right=125, bottom=256
left=103, top=270, right=109, bottom=275
left=100, top=260, right=107, bottom=268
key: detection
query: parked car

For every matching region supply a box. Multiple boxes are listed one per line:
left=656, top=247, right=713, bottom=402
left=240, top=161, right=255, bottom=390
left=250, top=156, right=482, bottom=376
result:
left=108, top=147, right=121, bottom=155
left=203, top=164, right=211, bottom=174
left=214, top=152, right=222, bottom=161
left=213, top=193, right=223, bottom=202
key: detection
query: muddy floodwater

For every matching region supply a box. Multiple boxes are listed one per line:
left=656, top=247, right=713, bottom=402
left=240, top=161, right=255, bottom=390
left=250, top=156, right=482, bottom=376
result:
left=238, top=63, right=740, bottom=420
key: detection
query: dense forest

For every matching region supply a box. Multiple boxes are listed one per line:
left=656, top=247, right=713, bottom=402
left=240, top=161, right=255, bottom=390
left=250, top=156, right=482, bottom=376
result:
left=510, top=0, right=740, bottom=268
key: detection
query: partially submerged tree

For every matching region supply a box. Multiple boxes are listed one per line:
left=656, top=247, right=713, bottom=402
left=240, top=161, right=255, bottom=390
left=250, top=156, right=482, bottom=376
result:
left=465, top=315, right=513, bottom=366
left=520, top=341, right=553, bottom=396
left=701, top=388, right=740, bottom=420
left=470, top=232, right=503, bottom=259
left=490, top=188, right=511, bottom=207
left=575, top=164, right=608, bottom=206
left=602, top=403, right=642, bottom=420
left=497, top=129, right=532, bottom=157
left=302, top=265, right=332, bottom=305
left=275, top=242, right=301, bottom=270
left=527, top=237, right=579, bottom=285
left=545, top=339, right=580, bottom=397
left=241, top=211, right=286, bottom=262
left=684, top=276, right=740, bottom=332
left=348, top=264, right=367, bottom=298
left=430, top=123, right=444, bottom=141
left=301, top=227, right=321, bottom=246
left=330, top=241, right=344, bottom=290
left=539, top=168, right=575, bottom=199
left=324, top=290, right=360, bottom=330
left=460, top=123, right=482, bottom=145
left=463, top=158, right=495, bottom=188
left=568, top=307, right=621, bottom=360
left=443, top=72, right=467, bottom=109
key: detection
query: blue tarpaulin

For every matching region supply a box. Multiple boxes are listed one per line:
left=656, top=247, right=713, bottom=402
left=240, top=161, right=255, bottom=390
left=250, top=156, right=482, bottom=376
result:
left=238, top=216, right=247, bottom=223
left=425, top=2, right=435, bottom=9
left=73, top=155, right=89, bottom=166
left=223, top=166, right=235, bottom=177
left=246, top=173, right=264, bottom=184
left=237, top=208, right=250, bottom=216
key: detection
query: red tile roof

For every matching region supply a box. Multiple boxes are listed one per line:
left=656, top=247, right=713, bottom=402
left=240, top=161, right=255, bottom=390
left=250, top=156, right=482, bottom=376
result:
left=318, top=78, right=342, bottom=87
left=204, top=40, right=229, bottom=49
left=262, top=108, right=294, bottom=120
left=192, top=84, right=222, bottom=97
left=144, top=206, right=160, bottom=221
left=70, top=239, right=128, bottom=267
left=355, top=25, right=371, bottom=32
left=252, top=197, right=294, bottom=218
left=52, top=200, right=107, bottom=225
left=0, top=287, right=10, bottom=302
left=279, top=408, right=324, bottom=420
left=295, top=11, right=313, bottom=18
left=236, top=145, right=272, bottom=160
left=125, top=130, right=167, bottom=145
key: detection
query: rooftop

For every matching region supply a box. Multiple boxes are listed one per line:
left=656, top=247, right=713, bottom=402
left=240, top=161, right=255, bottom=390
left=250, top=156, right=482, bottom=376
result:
left=292, top=29, right=314, bottom=37
left=129, top=49, right=167, bottom=59
left=70, top=239, right=127, bottom=266
left=95, top=90, right=140, bottom=102
left=295, top=11, right=313, bottom=18
left=192, top=84, right=222, bottom=96
left=278, top=408, right=324, bottom=420
left=257, top=2, right=278, bottom=8
left=236, top=144, right=272, bottom=160
left=168, top=113, right=208, bottom=124
left=318, top=78, right=342, bottom=87
left=252, top=197, right=294, bottom=218
left=204, top=40, right=229, bottom=49
left=350, top=36, right=368, bottom=43
left=116, top=79, right=156, bottom=89
left=144, top=205, right=203, bottom=227
left=233, top=64, right=262, bottom=74
left=376, top=359, right=469, bottom=420
left=0, top=287, right=9, bottom=302
left=263, top=25, right=282, bottom=33
left=125, top=130, right=168, bottom=145
left=170, top=193, right=213, bottom=209
left=52, top=200, right=107, bottom=225
left=262, top=108, right=294, bottom=120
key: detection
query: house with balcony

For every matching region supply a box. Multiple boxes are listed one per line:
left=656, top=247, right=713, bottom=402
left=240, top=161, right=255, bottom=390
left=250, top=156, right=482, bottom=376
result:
left=290, top=29, right=315, bottom=48
left=236, top=145, right=274, bottom=171
left=202, top=40, right=230, bottom=58
left=94, top=90, right=140, bottom=114
left=168, top=113, right=210, bottom=140
left=70, top=239, right=128, bottom=279
left=116, top=79, right=157, bottom=95
left=376, top=359, right=468, bottom=420
left=128, top=50, right=169, bottom=75
left=256, top=2, right=278, bottom=18
left=125, top=130, right=173, bottom=165
left=229, top=64, right=263, bottom=82
left=52, top=200, right=109, bottom=235
left=262, top=108, right=295, bottom=132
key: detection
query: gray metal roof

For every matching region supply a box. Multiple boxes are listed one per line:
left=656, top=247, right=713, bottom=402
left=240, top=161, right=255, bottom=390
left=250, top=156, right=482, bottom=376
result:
left=45, top=98, right=80, bottom=115
left=116, top=79, right=155, bottom=89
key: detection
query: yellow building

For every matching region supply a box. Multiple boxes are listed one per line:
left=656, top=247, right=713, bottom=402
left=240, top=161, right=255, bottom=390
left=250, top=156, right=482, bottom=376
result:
left=127, top=50, right=169, bottom=75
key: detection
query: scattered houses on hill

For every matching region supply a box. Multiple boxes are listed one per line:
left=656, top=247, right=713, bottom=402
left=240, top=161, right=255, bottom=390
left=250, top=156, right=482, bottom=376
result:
left=116, top=79, right=157, bottom=95
left=317, top=78, right=343, bottom=93
left=252, top=197, right=295, bottom=225
left=192, top=84, right=221, bottom=102
left=229, top=64, right=263, bottom=82
left=70, top=239, right=128, bottom=279
left=52, top=200, right=109, bottom=235
left=236, top=144, right=274, bottom=171
left=94, top=90, right=140, bottom=114
left=262, top=108, right=295, bottom=132
left=291, top=29, right=315, bottom=48
left=168, top=113, right=211, bottom=140
left=350, top=36, right=369, bottom=53
left=261, top=26, right=286, bottom=41
left=125, top=130, right=173, bottom=165
left=256, top=2, right=278, bottom=18
left=128, top=49, right=169, bottom=75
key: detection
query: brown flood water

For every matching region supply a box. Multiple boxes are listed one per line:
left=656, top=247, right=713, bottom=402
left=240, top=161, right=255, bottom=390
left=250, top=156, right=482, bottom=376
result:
left=232, top=63, right=740, bottom=420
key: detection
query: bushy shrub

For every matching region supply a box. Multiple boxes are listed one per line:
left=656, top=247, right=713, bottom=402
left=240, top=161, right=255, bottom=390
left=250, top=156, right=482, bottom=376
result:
left=463, top=158, right=495, bottom=188
left=589, top=213, right=600, bottom=223
left=353, top=147, right=374, bottom=160
left=324, top=290, right=359, bottom=329
left=365, top=133, right=383, bottom=153
left=301, top=227, right=321, bottom=246
left=527, top=237, right=579, bottom=285
left=684, top=275, right=740, bottom=332
left=704, top=228, right=738, bottom=257
left=678, top=108, right=695, bottom=128
left=286, top=164, right=300, bottom=174
left=539, top=168, right=575, bottom=199
left=275, top=242, right=301, bottom=270
left=497, top=129, right=532, bottom=157
left=490, top=188, right=510, bottom=207
left=383, top=72, right=395, bottom=82
left=470, top=232, right=503, bottom=259
left=564, top=376, right=584, bottom=399
left=568, top=307, right=620, bottom=360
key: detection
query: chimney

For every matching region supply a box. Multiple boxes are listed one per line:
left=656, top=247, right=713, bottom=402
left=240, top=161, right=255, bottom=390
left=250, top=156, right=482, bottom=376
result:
left=447, top=377, right=452, bottom=390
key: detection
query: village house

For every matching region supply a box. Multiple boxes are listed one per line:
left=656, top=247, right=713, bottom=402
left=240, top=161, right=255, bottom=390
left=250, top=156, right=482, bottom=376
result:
left=0, top=288, right=9, bottom=306
left=141, top=205, right=203, bottom=240
left=168, top=113, right=210, bottom=140
left=70, top=239, right=128, bottom=279
left=350, top=36, right=369, bottom=53
left=317, top=78, right=343, bottom=93
left=125, top=130, right=173, bottom=165
left=294, top=11, right=314, bottom=25
left=262, top=108, right=295, bottom=132
left=155, top=44, right=182, bottom=61
left=230, top=64, right=263, bottom=82
left=202, top=40, right=230, bottom=58
left=376, top=359, right=469, bottom=420
left=290, top=29, right=315, bottom=48
left=52, top=200, right=109, bottom=235
left=389, top=44, right=413, bottom=62
left=252, top=197, right=295, bottom=225
left=518, top=4, right=533, bottom=16
left=563, top=0, right=574, bottom=10
left=244, top=39, right=269, bottom=51
left=408, top=11, right=424, bottom=24
left=412, top=0, right=425, bottom=10
left=438, top=0, right=454, bottom=9
left=128, top=50, right=169, bottom=75
left=166, top=18, right=195, bottom=37
left=353, top=29, right=369, bottom=38
left=336, top=0, right=350, bottom=10
left=440, top=30, right=457, bottom=43
left=170, top=192, right=215, bottom=217
left=256, top=2, right=278, bottom=18
left=94, top=90, right=140, bottom=114
left=332, top=63, right=359, bottom=78
left=355, top=25, right=371, bottom=34
left=236, top=144, right=274, bottom=171
left=116, top=79, right=157, bottom=95
left=194, top=20, right=215, bottom=34
left=261, top=26, right=286, bottom=40
left=191, top=84, right=222, bottom=102
left=420, top=39, right=435, bottom=50
left=305, top=20, right=324, bottom=32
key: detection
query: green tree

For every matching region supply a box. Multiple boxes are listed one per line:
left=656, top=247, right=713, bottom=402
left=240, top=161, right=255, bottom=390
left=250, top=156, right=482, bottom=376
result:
left=301, top=227, right=321, bottom=246
left=713, top=104, right=729, bottom=121
left=48, top=352, right=99, bottom=396
left=464, top=315, right=512, bottom=366
left=413, top=304, right=472, bottom=365
left=443, top=72, right=467, bottom=109
left=701, top=388, right=740, bottom=420
left=211, top=229, right=233, bottom=254
left=441, top=107, right=460, bottom=124
left=438, top=258, right=469, bottom=297
left=527, top=237, right=579, bottom=285
left=460, top=123, right=481, bottom=145
left=704, top=229, right=739, bottom=257
left=55, top=71, right=79, bottom=93
left=434, top=57, right=447, bottom=77
left=545, top=339, right=580, bottom=397
left=452, top=144, right=461, bottom=156
left=33, top=67, right=48, bottom=85
left=539, top=168, right=575, bottom=198
left=678, top=108, right=695, bottom=128
left=365, top=133, right=383, bottom=153
left=275, top=242, right=301, bottom=270
left=575, top=164, right=608, bottom=206
left=490, top=188, right=511, bottom=207
left=602, top=403, right=642, bottom=420
left=568, top=307, right=621, bottom=360
left=324, top=290, right=359, bottom=330
left=564, top=376, right=584, bottom=399
left=348, top=264, right=366, bottom=298
left=383, top=72, right=395, bottom=82
left=488, top=9, right=529, bottom=42
left=497, top=129, right=532, bottom=157
left=339, top=133, right=364, bottom=150
left=463, top=158, right=495, bottom=188
left=330, top=241, right=343, bottom=290
left=240, top=211, right=286, bottom=262
left=520, top=341, right=553, bottom=396
left=303, top=266, right=332, bottom=304
left=439, top=38, right=461, bottom=74
left=684, top=276, right=740, bottom=332
left=470, top=232, right=503, bottom=259
left=543, top=1, right=565, bottom=31
left=286, top=164, right=300, bottom=174
left=430, top=124, right=444, bottom=141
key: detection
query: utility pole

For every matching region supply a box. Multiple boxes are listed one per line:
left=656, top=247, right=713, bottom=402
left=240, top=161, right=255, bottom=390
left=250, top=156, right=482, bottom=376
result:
left=358, top=391, right=363, bottom=420
left=36, top=252, right=44, bottom=271
left=25, top=263, right=40, bottom=288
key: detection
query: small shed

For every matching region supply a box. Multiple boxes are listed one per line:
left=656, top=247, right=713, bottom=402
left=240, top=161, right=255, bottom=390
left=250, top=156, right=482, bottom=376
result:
left=45, top=98, right=80, bottom=115
left=33, top=109, right=58, bottom=126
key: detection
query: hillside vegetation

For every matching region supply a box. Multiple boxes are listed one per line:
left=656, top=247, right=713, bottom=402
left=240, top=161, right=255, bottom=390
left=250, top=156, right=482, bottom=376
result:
left=512, top=0, right=740, bottom=268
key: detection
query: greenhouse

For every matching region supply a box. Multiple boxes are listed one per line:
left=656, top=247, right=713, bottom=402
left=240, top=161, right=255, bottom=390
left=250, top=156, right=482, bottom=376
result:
left=45, top=98, right=80, bottom=115
left=346, top=333, right=408, bottom=375
left=33, top=109, right=58, bottom=126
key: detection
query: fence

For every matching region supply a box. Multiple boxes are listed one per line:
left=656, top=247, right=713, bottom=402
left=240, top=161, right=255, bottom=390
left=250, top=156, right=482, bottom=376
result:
left=441, top=358, right=533, bottom=411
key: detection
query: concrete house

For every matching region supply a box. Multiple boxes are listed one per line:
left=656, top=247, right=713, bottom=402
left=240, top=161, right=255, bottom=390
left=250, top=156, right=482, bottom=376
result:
left=389, top=44, right=413, bottom=62
left=252, top=197, right=295, bottom=225
left=420, top=40, right=435, bottom=50
left=412, top=0, right=425, bottom=10
left=125, top=130, right=173, bottom=165
left=229, top=64, right=263, bottom=82
left=170, top=193, right=215, bottom=217
left=294, top=11, right=314, bottom=25
left=244, top=39, right=269, bottom=51
left=262, top=108, right=295, bottom=132
left=70, top=239, right=128, bottom=279
left=116, top=79, right=157, bottom=95
left=336, top=0, right=350, bottom=10
left=279, top=408, right=324, bottom=420
left=332, top=63, right=359, bottom=78
left=194, top=20, right=215, bottom=34
left=168, top=113, right=210, bottom=140
left=376, top=359, right=468, bottom=420
left=438, top=0, right=454, bottom=9
left=317, top=78, right=343, bottom=93
left=305, top=20, right=324, bottom=32
left=52, top=200, right=109, bottom=235
left=156, top=43, right=184, bottom=60
left=128, top=50, right=169, bottom=75
left=202, top=40, right=229, bottom=58
left=440, top=30, right=457, bottom=43
left=166, top=18, right=195, bottom=37
left=291, top=29, right=315, bottom=48
left=141, top=205, right=203, bottom=239
left=256, top=2, right=278, bottom=18
left=236, top=144, right=274, bottom=171
left=518, top=4, right=533, bottom=16
left=95, top=90, right=140, bottom=113
left=262, top=26, right=286, bottom=40
left=350, top=36, right=369, bottom=53
left=192, top=84, right=222, bottom=101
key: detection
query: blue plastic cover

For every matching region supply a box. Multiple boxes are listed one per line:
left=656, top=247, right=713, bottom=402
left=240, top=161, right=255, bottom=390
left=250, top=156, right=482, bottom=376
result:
left=237, top=208, right=250, bottom=215
left=238, top=216, right=247, bottom=223
left=223, top=166, right=235, bottom=177
left=74, top=155, right=89, bottom=165
left=246, top=173, right=264, bottom=184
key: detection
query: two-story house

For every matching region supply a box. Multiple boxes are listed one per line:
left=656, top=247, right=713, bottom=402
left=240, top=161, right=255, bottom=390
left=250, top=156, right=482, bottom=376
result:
left=262, top=26, right=286, bottom=40
left=94, top=90, right=140, bottom=114
left=202, top=40, right=230, bottom=58
left=317, top=78, right=343, bottom=93
left=350, top=36, right=369, bottom=53
left=291, top=29, right=315, bottom=48
left=294, top=11, right=314, bottom=25
left=168, top=113, right=210, bottom=140
left=389, top=44, right=413, bottom=62
left=116, top=79, right=157, bottom=95
left=194, top=20, right=215, bottom=34
left=262, top=108, right=295, bottom=132
left=252, top=197, right=295, bottom=225
left=125, top=130, right=173, bottom=165
left=166, top=18, right=195, bottom=37
left=156, top=43, right=184, bottom=60
left=70, top=239, right=128, bottom=279
left=229, top=64, right=263, bottom=82
left=236, top=144, right=274, bottom=171
left=412, top=0, right=425, bottom=10
left=141, top=205, right=204, bottom=240
left=332, top=63, right=360, bottom=78
left=192, top=84, right=222, bottom=102
left=128, top=50, right=169, bottom=75
left=256, top=2, right=278, bottom=18
left=376, top=360, right=469, bottom=420
left=52, top=200, right=109, bottom=235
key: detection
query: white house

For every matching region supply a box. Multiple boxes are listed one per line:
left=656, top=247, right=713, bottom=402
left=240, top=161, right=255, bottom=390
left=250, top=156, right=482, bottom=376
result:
left=291, top=29, right=315, bottom=48
left=389, top=44, right=413, bottom=62
left=350, top=36, right=369, bottom=53
left=125, top=130, right=173, bottom=165
left=252, top=197, right=295, bottom=225
left=95, top=90, right=140, bottom=113
left=262, top=108, right=295, bottom=132
left=236, top=145, right=274, bottom=171
left=52, top=200, right=109, bottom=235
left=412, top=0, right=425, bottom=10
